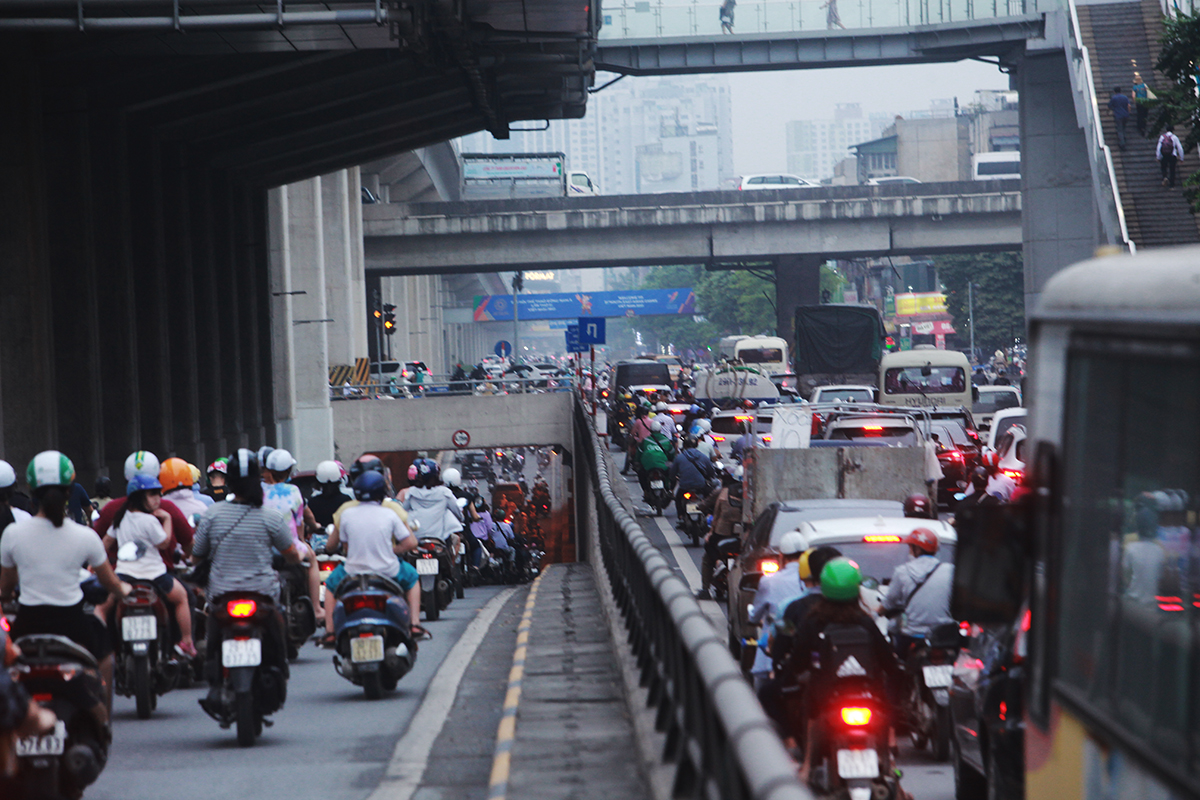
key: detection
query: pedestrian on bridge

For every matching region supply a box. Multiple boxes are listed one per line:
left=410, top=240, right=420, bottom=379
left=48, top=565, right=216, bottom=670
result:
left=719, top=0, right=735, bottom=33
left=820, top=0, right=845, bottom=29
left=1157, top=126, right=1184, bottom=188
left=1131, top=71, right=1154, bottom=136
left=1108, top=87, right=1131, bottom=150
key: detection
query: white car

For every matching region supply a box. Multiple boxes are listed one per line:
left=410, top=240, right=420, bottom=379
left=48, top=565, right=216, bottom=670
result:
left=795, top=515, right=957, bottom=586
left=986, top=407, right=1027, bottom=451
left=972, top=385, right=1022, bottom=431
left=809, top=384, right=876, bottom=404
left=709, top=409, right=772, bottom=459
left=866, top=176, right=921, bottom=185
left=993, top=423, right=1027, bottom=483
left=738, top=174, right=818, bottom=190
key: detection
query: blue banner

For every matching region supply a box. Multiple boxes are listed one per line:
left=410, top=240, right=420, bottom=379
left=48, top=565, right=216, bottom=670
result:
left=473, top=288, right=695, bottom=322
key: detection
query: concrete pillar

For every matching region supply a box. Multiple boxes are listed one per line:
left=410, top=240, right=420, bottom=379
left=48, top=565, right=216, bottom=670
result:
left=773, top=255, right=823, bottom=361
left=324, top=169, right=368, bottom=366
left=1017, top=48, right=1101, bottom=314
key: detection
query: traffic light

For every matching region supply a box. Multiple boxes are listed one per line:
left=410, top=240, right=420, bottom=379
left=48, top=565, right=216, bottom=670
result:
left=372, top=305, right=382, bottom=322
left=383, top=303, right=396, bottom=335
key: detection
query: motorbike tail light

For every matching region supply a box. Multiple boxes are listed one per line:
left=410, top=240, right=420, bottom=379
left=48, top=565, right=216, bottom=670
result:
left=1003, top=469, right=1023, bottom=481
left=0, top=616, right=8, bottom=632
left=683, top=492, right=693, bottom=500
left=1156, top=595, right=1185, bottom=612
left=841, top=707, right=872, bottom=726
left=345, top=594, right=387, bottom=613
left=759, top=560, right=779, bottom=575
left=320, top=561, right=336, bottom=572
left=33, top=693, right=53, bottom=703
left=762, top=435, right=771, bottom=444
left=1012, top=608, right=1031, bottom=664
left=227, top=599, right=257, bottom=618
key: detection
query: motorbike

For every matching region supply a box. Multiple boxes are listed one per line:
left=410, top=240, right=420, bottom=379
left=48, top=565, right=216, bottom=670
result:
left=901, top=622, right=963, bottom=761
left=6, top=634, right=110, bottom=799
left=312, top=527, right=345, bottom=608
left=273, top=555, right=317, bottom=660
left=645, top=468, right=671, bottom=516
left=678, top=489, right=706, bottom=546
left=404, top=537, right=454, bottom=622
left=331, top=574, right=417, bottom=699
left=201, top=593, right=287, bottom=747
left=708, top=531, right=741, bottom=604
left=112, top=579, right=181, bottom=719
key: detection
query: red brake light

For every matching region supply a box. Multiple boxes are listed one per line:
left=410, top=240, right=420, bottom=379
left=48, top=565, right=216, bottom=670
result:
left=863, top=535, right=902, bottom=543
left=760, top=560, right=780, bottom=575
left=1156, top=596, right=1185, bottom=612
left=683, top=492, right=693, bottom=500
left=939, top=450, right=964, bottom=462
left=841, top=707, right=872, bottom=726
left=228, top=600, right=256, bottom=618
left=762, top=435, right=772, bottom=443
left=735, top=415, right=752, bottom=422
left=0, top=617, right=9, bottom=632
left=712, top=435, right=726, bottom=442
left=863, top=425, right=883, bottom=431
left=345, top=594, right=388, bottom=614
left=1003, top=469, right=1023, bottom=480
left=319, top=562, right=336, bottom=572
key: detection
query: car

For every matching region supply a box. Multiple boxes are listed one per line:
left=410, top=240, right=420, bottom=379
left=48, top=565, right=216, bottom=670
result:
left=809, top=384, right=876, bottom=404
left=457, top=451, right=493, bottom=483
left=738, top=173, right=818, bottom=190
left=866, top=176, right=922, bottom=185
left=727, top=498, right=904, bottom=671
left=972, top=385, right=1022, bottom=431
left=929, top=419, right=981, bottom=506
left=992, top=423, right=1027, bottom=484
left=651, top=354, right=684, bottom=386
left=609, top=359, right=672, bottom=398
left=986, top=407, right=1027, bottom=451
left=709, top=409, right=771, bottom=460
left=793, top=515, right=957, bottom=586
left=822, top=414, right=923, bottom=446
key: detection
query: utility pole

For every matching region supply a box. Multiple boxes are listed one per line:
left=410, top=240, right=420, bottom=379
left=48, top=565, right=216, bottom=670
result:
left=967, top=281, right=976, bottom=365
left=512, top=271, right=524, bottom=391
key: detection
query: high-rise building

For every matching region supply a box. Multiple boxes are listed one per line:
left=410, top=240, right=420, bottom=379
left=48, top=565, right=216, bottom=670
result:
left=784, top=104, right=887, bottom=181
left=457, top=76, right=734, bottom=194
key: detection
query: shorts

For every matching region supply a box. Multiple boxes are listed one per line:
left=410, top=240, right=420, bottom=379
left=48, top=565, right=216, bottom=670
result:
left=118, top=572, right=177, bottom=597
left=13, top=602, right=112, bottom=661
left=325, top=561, right=419, bottom=596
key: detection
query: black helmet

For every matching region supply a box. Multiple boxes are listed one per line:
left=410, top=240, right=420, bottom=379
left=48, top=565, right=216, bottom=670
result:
left=971, top=465, right=989, bottom=491
left=683, top=434, right=699, bottom=449
left=228, top=448, right=260, bottom=483
left=353, top=471, right=387, bottom=502
left=348, top=454, right=385, bottom=483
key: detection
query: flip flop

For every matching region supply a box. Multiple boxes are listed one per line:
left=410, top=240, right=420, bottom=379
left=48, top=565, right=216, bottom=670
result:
left=411, top=625, right=432, bottom=641
left=318, top=632, right=337, bottom=648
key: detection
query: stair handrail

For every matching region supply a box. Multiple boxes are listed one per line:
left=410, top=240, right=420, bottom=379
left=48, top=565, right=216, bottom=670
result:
left=1065, top=0, right=1137, bottom=252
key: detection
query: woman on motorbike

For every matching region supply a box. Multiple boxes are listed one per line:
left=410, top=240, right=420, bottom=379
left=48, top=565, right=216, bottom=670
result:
left=402, top=460, right=464, bottom=550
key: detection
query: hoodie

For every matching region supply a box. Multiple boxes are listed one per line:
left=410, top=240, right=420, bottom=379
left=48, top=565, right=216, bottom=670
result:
left=403, top=485, right=464, bottom=541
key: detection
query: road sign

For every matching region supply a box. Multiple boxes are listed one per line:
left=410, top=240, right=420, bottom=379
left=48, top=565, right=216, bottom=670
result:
left=565, top=325, right=587, bottom=354
left=495, top=340, right=512, bottom=358
left=452, top=430, right=470, bottom=448
left=578, top=317, right=606, bottom=345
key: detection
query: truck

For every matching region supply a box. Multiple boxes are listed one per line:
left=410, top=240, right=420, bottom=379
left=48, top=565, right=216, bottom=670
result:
left=793, top=304, right=887, bottom=400
left=460, top=152, right=598, bottom=200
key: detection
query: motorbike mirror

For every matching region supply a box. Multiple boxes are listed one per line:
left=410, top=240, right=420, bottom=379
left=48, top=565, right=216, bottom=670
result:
left=117, top=541, right=141, bottom=562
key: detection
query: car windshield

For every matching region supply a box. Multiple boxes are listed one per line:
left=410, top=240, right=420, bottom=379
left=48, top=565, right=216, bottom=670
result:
left=828, top=426, right=918, bottom=445
left=884, top=366, right=966, bottom=394
left=816, top=388, right=874, bottom=403
left=974, top=390, right=1021, bottom=414
left=834, top=541, right=955, bottom=582
left=930, top=421, right=970, bottom=448
left=616, top=363, right=671, bottom=386
left=738, top=348, right=784, bottom=364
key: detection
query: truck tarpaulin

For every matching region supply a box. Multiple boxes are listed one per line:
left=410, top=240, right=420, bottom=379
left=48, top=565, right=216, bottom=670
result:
left=794, top=304, right=886, bottom=375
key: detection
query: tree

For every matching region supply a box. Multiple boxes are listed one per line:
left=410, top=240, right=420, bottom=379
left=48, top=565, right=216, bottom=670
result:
left=631, top=264, right=777, bottom=354
left=1154, top=12, right=1200, bottom=210
left=933, top=253, right=1025, bottom=357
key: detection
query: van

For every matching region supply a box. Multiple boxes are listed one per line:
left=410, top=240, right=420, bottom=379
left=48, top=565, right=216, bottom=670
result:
left=878, top=348, right=971, bottom=408
left=972, top=151, right=1020, bottom=181
left=731, top=335, right=790, bottom=377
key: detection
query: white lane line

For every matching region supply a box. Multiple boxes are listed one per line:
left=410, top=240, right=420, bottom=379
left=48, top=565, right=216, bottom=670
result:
left=650, top=516, right=728, bottom=632
left=368, top=587, right=519, bottom=800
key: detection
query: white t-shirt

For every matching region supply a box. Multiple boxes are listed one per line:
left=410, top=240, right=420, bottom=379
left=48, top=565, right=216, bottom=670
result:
left=0, top=517, right=108, bottom=606
left=340, top=501, right=411, bottom=577
left=111, top=510, right=169, bottom=580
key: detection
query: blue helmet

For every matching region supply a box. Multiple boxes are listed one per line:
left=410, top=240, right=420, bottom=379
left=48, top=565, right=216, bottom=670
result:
left=415, top=458, right=440, bottom=485
left=353, top=471, right=387, bottom=502
left=126, top=473, right=162, bottom=496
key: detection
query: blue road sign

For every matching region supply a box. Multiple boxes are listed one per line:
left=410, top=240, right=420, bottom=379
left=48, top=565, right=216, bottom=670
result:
left=495, top=340, right=512, bottom=358
left=578, top=317, right=606, bottom=345
left=565, top=325, right=587, bottom=354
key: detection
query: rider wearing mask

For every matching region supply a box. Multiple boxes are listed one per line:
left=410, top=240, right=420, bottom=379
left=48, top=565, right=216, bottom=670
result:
left=0, top=452, right=132, bottom=706
left=194, top=449, right=300, bottom=714
left=203, top=458, right=229, bottom=502
left=882, top=528, right=955, bottom=656
left=668, top=435, right=715, bottom=521
left=94, top=451, right=194, bottom=570
left=695, top=465, right=743, bottom=600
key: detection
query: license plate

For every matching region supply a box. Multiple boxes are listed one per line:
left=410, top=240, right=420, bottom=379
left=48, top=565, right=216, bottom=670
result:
left=415, top=558, right=439, bottom=575
left=685, top=504, right=699, bottom=514
left=350, top=635, right=385, bottom=663
left=923, top=664, right=954, bottom=688
left=222, top=638, right=262, bottom=668
left=122, top=615, right=157, bottom=642
left=650, top=480, right=664, bottom=489
left=837, top=748, right=879, bottom=779
left=16, top=721, right=66, bottom=757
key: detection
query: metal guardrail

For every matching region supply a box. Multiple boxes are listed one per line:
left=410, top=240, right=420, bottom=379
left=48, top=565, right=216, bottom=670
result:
left=0, top=0, right=389, bottom=31
left=574, top=397, right=808, bottom=800
left=331, top=373, right=586, bottom=400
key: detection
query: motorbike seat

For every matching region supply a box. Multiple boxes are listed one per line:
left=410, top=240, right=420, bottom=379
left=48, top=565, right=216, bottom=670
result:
left=334, top=573, right=405, bottom=599
left=15, top=634, right=100, bottom=669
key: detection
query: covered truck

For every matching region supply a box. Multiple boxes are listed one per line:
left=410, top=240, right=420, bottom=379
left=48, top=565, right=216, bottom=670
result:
left=793, top=304, right=886, bottom=400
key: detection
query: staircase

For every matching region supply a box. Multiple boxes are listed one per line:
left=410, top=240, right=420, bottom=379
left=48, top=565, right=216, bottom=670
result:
left=1076, top=0, right=1200, bottom=247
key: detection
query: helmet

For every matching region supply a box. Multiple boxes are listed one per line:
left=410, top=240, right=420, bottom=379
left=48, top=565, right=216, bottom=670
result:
left=124, top=450, right=160, bottom=481
left=159, top=458, right=194, bottom=492
left=697, top=419, right=713, bottom=434
left=207, top=458, right=228, bottom=475
left=416, top=458, right=440, bottom=484
left=407, top=464, right=419, bottom=481
left=654, top=401, right=668, bottom=412
left=443, top=468, right=462, bottom=487
left=126, top=473, right=162, bottom=496
left=689, top=404, right=701, bottom=415
left=0, top=460, right=15, bottom=489
left=971, top=466, right=989, bottom=491
left=348, top=454, right=384, bottom=483
left=683, top=435, right=699, bottom=449
left=227, top=448, right=260, bottom=483
left=188, top=464, right=202, bottom=486
left=798, top=549, right=815, bottom=580
left=353, top=471, right=387, bottom=502
left=731, top=464, right=744, bottom=481
left=982, top=451, right=1000, bottom=471
left=256, top=446, right=275, bottom=467
left=820, top=557, right=863, bottom=602
left=906, top=527, right=940, bottom=555
left=27, top=451, right=76, bottom=490
left=903, top=493, right=933, bottom=519
left=266, top=449, right=297, bottom=473
left=779, top=530, right=807, bottom=556
left=650, top=419, right=663, bottom=433
left=315, top=460, right=342, bottom=484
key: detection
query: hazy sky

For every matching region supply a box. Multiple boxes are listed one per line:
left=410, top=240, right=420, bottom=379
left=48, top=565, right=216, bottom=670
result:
left=605, top=60, right=1011, bottom=175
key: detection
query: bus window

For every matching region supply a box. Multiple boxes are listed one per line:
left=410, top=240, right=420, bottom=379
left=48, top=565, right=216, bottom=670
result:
left=737, top=348, right=783, bottom=364
left=882, top=366, right=966, bottom=394
left=1058, top=337, right=1200, bottom=769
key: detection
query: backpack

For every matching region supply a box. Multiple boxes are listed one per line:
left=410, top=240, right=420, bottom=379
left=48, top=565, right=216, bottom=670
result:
left=1160, top=133, right=1177, bottom=158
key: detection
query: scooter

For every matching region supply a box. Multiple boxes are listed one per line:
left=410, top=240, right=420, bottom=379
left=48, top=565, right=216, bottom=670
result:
left=331, top=574, right=417, bottom=699
left=112, top=578, right=181, bottom=719
left=200, top=593, right=287, bottom=747
left=645, top=468, right=671, bottom=516
left=404, top=538, right=454, bottom=621
left=708, top=530, right=741, bottom=604
left=679, top=489, right=706, bottom=546
left=901, top=622, right=963, bottom=761
left=274, top=556, right=317, bottom=660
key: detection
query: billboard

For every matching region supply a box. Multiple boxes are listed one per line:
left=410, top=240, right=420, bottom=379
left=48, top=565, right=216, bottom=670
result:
left=473, top=289, right=696, bottom=322
left=894, top=292, right=948, bottom=316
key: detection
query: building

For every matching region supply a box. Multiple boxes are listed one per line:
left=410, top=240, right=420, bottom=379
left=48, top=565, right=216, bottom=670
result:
left=784, top=104, right=888, bottom=181
left=852, top=115, right=971, bottom=183
left=966, top=89, right=1020, bottom=154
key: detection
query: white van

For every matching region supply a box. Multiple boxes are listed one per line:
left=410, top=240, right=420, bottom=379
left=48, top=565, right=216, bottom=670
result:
left=731, top=335, right=790, bottom=378
left=878, top=347, right=971, bottom=408
left=972, top=151, right=1020, bottom=180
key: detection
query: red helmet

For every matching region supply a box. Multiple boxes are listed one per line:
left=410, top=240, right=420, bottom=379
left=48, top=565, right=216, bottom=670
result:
left=982, top=451, right=1000, bottom=472
left=906, top=527, right=940, bottom=555
left=903, top=493, right=933, bottom=519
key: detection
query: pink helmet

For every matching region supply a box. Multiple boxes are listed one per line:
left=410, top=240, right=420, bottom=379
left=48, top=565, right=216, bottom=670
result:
left=407, top=464, right=419, bottom=481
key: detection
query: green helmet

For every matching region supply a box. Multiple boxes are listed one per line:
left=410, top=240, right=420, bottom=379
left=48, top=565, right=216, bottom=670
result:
left=26, top=450, right=76, bottom=490
left=820, top=557, right=862, bottom=602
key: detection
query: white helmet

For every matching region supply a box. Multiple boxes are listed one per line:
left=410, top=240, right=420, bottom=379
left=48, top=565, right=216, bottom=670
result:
left=731, top=464, right=744, bottom=481
left=650, top=419, right=663, bottom=433
left=315, top=460, right=342, bottom=484
left=779, top=530, right=808, bottom=555
left=266, top=449, right=297, bottom=473
left=0, top=460, right=15, bottom=489
left=443, top=468, right=462, bottom=487
left=697, top=419, right=713, bottom=434
left=654, top=402, right=668, bottom=412
left=124, top=450, right=160, bottom=481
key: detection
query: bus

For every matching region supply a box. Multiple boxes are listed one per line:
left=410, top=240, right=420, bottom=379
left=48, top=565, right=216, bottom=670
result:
left=877, top=347, right=971, bottom=408
left=953, top=246, right=1200, bottom=800
left=972, top=151, right=1021, bottom=181
left=724, top=335, right=790, bottom=378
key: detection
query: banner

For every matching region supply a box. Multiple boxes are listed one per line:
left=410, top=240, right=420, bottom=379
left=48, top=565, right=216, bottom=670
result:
left=473, top=289, right=696, bottom=322
left=894, top=292, right=948, bottom=316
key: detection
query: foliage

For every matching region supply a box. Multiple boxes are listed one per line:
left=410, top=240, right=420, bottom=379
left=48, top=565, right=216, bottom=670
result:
left=630, top=265, right=776, bottom=354
left=933, top=253, right=1026, bottom=356
left=1154, top=12, right=1200, bottom=211
left=820, top=263, right=847, bottom=302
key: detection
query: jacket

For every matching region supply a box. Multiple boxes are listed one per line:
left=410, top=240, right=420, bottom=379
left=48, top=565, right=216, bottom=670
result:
left=639, top=433, right=672, bottom=471
left=701, top=485, right=742, bottom=540
left=883, top=554, right=955, bottom=637
left=402, top=486, right=464, bottom=541
left=668, top=448, right=714, bottom=491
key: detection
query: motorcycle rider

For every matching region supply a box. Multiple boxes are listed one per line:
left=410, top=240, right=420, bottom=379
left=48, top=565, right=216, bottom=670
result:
left=204, top=458, right=229, bottom=502
left=903, top=493, right=935, bottom=520
left=882, top=528, right=954, bottom=657
left=308, top=460, right=355, bottom=528
left=637, top=420, right=673, bottom=502
left=323, top=472, right=425, bottom=638
left=0, top=451, right=132, bottom=709
left=0, top=460, right=32, bottom=541
left=94, top=451, right=194, bottom=570
left=159, top=457, right=208, bottom=521
left=263, top=449, right=322, bottom=616
left=194, top=449, right=300, bottom=715
left=401, top=458, right=464, bottom=571
left=469, top=497, right=515, bottom=572
left=695, top=464, right=743, bottom=600
left=730, top=420, right=754, bottom=463
left=188, top=464, right=214, bottom=508
left=747, top=531, right=806, bottom=691
left=622, top=405, right=653, bottom=475
left=652, top=402, right=676, bottom=445
left=668, top=435, right=715, bottom=522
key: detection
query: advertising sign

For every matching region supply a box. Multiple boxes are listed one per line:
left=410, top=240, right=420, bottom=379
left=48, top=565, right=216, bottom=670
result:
left=894, top=292, right=948, bottom=316
left=473, top=289, right=696, bottom=322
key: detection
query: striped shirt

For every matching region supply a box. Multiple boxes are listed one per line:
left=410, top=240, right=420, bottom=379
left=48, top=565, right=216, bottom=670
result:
left=193, top=501, right=293, bottom=601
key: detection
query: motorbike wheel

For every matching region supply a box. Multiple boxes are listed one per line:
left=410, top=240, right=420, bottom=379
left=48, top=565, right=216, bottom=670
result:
left=362, top=670, right=385, bottom=700
left=690, top=527, right=701, bottom=547
left=235, top=691, right=257, bottom=747
left=934, top=703, right=952, bottom=761
left=424, top=591, right=440, bottom=621
left=456, top=579, right=465, bottom=599
left=134, top=655, right=153, bottom=719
